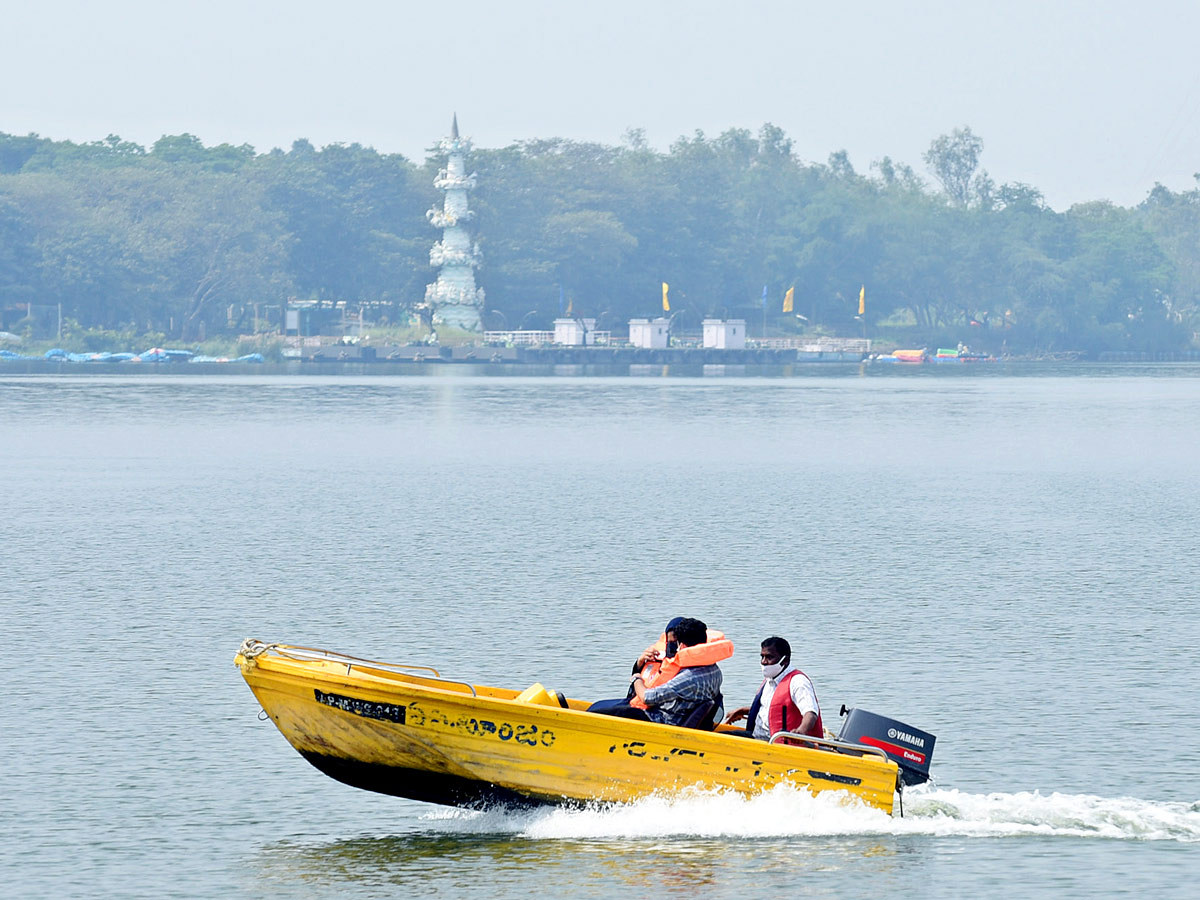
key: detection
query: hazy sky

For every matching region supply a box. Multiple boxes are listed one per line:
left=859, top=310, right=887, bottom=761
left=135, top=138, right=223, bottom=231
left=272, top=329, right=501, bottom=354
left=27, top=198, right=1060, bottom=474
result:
left=4, top=0, right=1198, bottom=209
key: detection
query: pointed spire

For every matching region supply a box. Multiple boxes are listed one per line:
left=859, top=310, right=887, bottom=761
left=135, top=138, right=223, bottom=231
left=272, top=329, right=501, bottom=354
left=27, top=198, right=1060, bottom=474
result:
left=451, top=113, right=459, bottom=140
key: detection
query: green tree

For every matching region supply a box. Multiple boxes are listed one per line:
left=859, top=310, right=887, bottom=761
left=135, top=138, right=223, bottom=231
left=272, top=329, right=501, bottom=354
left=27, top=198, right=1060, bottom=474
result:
left=1135, top=181, right=1200, bottom=342
left=0, top=192, right=38, bottom=308
left=924, top=127, right=988, bottom=209
left=265, top=140, right=428, bottom=307
left=0, top=133, right=49, bottom=174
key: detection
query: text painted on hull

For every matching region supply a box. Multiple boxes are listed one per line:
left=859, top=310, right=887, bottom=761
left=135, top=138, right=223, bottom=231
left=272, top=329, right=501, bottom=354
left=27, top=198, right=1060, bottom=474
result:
left=315, top=689, right=407, bottom=724
left=313, top=690, right=556, bottom=748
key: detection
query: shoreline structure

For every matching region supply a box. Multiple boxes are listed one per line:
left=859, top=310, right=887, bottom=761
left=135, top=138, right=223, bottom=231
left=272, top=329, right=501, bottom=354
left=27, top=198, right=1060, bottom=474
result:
left=4, top=345, right=1198, bottom=370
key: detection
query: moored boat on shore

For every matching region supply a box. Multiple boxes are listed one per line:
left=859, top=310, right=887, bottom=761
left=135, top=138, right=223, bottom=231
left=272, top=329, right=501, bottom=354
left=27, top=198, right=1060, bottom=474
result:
left=933, top=347, right=995, bottom=363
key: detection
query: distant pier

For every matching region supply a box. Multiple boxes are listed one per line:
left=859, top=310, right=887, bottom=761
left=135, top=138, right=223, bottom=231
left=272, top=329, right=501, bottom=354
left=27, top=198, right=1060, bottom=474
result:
left=303, top=337, right=870, bottom=365
left=303, top=345, right=867, bottom=365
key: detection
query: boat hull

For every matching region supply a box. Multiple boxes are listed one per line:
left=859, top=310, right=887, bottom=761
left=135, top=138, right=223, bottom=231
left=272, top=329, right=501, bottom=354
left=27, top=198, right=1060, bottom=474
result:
left=303, top=753, right=550, bottom=808
left=236, top=642, right=900, bottom=813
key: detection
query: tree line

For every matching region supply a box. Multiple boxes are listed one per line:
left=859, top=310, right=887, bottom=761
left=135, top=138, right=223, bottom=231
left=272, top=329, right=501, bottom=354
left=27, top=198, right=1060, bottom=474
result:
left=1, top=125, right=1197, bottom=352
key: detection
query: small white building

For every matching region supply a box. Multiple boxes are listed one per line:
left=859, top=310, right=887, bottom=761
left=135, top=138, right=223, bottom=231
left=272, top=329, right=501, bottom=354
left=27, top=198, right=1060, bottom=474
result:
left=702, top=318, right=746, bottom=350
left=553, top=318, right=597, bottom=346
left=628, top=317, right=670, bottom=349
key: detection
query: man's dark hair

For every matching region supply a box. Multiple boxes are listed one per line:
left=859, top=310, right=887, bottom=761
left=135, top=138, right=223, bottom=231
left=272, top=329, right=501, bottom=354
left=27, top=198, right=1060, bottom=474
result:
left=673, top=617, right=708, bottom=647
left=761, top=636, right=791, bottom=662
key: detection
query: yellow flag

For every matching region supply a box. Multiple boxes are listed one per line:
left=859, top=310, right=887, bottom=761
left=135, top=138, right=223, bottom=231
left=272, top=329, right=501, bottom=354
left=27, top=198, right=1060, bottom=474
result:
left=858, top=285, right=865, bottom=316
left=783, top=286, right=794, bottom=313
left=662, top=282, right=670, bottom=312
left=566, top=296, right=573, bottom=315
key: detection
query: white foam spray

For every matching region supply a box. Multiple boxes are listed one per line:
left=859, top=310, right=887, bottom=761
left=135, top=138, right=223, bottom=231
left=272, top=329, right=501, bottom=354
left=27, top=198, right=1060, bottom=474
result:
left=420, top=785, right=1200, bottom=843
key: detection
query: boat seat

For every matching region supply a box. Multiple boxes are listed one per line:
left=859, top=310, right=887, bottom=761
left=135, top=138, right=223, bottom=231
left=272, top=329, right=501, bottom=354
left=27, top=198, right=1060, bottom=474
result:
left=680, top=693, right=724, bottom=731
left=552, top=690, right=570, bottom=709
left=515, top=682, right=563, bottom=707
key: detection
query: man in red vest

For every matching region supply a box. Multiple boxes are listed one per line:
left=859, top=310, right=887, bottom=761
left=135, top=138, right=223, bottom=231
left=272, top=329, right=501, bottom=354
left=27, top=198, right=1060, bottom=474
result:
left=724, top=636, right=823, bottom=741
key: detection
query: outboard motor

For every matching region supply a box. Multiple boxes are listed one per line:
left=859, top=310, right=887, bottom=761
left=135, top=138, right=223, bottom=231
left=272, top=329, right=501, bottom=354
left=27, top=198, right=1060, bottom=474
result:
left=837, top=706, right=935, bottom=786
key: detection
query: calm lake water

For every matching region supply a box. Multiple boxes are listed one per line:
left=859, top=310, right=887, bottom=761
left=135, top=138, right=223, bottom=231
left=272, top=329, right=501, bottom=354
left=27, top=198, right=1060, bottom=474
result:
left=3, top=364, right=1199, bottom=898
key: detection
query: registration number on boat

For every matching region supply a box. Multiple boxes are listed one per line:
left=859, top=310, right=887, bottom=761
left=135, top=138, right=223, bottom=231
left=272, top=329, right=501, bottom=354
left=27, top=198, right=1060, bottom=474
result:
left=313, top=689, right=557, bottom=748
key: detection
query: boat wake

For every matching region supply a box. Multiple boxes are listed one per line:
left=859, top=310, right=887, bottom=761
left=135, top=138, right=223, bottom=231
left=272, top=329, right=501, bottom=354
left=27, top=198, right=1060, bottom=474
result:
left=420, top=784, right=1200, bottom=843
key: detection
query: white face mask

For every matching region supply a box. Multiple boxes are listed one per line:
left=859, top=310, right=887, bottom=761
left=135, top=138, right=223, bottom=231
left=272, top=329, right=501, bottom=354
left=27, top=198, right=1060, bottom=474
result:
left=761, top=660, right=786, bottom=679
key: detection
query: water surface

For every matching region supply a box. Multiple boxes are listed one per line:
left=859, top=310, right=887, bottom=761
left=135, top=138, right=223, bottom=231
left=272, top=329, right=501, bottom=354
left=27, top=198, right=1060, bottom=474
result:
left=2, top=366, right=1198, bottom=898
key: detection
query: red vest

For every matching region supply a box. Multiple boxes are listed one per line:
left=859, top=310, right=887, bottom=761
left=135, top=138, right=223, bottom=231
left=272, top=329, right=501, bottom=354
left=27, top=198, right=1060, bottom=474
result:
left=765, top=669, right=823, bottom=741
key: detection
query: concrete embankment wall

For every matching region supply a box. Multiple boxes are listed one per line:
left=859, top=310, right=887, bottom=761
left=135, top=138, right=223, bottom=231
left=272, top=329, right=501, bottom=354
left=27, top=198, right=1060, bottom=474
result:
left=1096, top=350, right=1200, bottom=362
left=306, top=345, right=864, bottom=364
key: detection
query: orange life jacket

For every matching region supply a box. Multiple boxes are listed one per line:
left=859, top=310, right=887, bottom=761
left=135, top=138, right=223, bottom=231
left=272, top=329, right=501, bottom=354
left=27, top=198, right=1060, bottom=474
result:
left=630, top=629, right=733, bottom=709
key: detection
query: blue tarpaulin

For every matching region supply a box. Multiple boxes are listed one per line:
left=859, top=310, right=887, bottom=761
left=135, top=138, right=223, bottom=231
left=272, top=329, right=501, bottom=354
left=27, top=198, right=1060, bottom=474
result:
left=3, top=347, right=263, bottom=364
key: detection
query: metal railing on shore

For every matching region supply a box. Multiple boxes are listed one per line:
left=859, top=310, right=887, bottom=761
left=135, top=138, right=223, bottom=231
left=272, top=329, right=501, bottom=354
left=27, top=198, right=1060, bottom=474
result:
left=484, top=330, right=612, bottom=346
left=753, top=337, right=871, bottom=352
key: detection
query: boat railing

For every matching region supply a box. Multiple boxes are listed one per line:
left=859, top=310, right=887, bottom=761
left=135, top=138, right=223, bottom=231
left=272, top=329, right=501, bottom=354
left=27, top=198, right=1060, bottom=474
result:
left=239, top=640, right=478, bottom=697
left=768, top=731, right=890, bottom=761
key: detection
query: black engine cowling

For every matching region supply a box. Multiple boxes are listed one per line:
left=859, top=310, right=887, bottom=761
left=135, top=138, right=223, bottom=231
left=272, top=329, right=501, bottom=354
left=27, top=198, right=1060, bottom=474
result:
left=837, top=706, right=935, bottom=786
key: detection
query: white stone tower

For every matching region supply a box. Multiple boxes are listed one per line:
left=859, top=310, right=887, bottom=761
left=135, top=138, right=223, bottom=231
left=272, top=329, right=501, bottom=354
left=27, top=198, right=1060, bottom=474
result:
left=424, top=114, right=484, bottom=331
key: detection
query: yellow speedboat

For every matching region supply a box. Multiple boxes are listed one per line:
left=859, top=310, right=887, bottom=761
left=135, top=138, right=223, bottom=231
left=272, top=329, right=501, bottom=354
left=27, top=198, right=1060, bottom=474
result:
left=235, top=640, right=934, bottom=815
